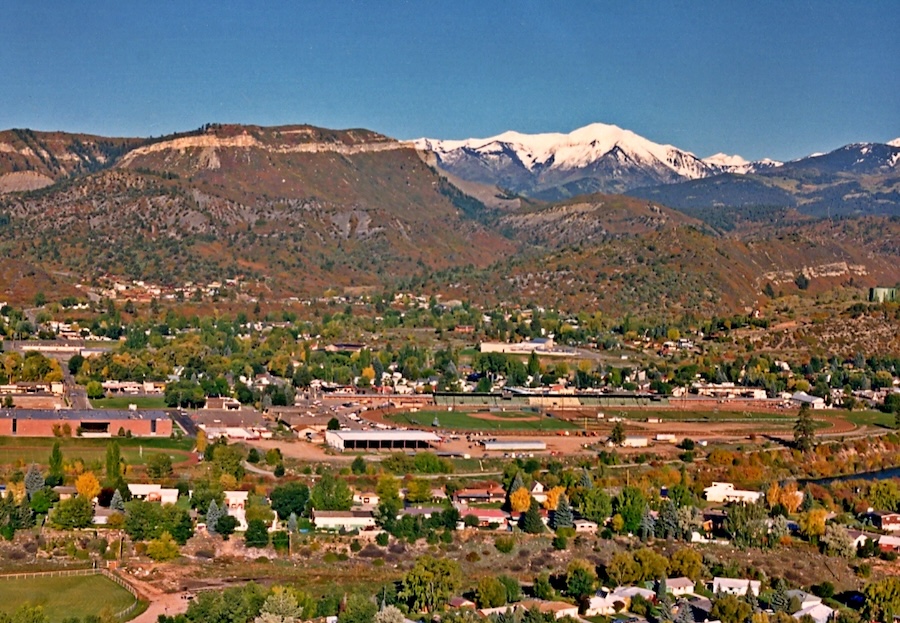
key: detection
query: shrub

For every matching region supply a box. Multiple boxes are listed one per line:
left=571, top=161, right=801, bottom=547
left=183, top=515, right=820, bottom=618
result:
left=495, top=536, right=515, bottom=554
left=552, top=535, right=568, bottom=550
left=376, top=532, right=390, bottom=546
left=465, top=551, right=481, bottom=563
left=350, top=539, right=363, bottom=552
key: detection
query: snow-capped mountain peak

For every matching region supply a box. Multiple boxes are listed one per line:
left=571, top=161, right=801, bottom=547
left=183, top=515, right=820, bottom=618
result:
left=888, top=137, right=900, bottom=148
left=413, top=122, right=722, bottom=198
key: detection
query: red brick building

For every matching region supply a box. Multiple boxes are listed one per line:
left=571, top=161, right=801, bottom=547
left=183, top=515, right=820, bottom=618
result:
left=0, top=409, right=172, bottom=437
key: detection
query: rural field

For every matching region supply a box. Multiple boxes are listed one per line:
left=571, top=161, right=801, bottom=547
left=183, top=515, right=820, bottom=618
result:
left=0, top=436, right=194, bottom=468
left=388, top=409, right=579, bottom=431
left=0, top=573, right=136, bottom=621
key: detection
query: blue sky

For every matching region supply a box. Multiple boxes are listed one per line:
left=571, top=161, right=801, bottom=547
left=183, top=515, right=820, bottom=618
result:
left=2, top=1, right=897, bottom=161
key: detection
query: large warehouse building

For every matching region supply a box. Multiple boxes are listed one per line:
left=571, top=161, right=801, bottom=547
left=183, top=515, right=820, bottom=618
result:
left=325, top=430, right=441, bottom=452
left=0, top=409, right=172, bottom=437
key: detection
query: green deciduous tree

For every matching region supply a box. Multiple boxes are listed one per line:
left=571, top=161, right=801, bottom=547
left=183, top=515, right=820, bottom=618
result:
left=399, top=556, right=461, bottom=613
left=309, top=473, right=352, bottom=511
left=245, top=519, right=269, bottom=548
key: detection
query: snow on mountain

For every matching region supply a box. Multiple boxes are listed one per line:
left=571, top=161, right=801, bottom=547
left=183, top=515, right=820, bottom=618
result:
left=414, top=122, right=732, bottom=198
left=414, top=122, right=797, bottom=199
left=416, top=122, right=711, bottom=179
left=888, top=138, right=900, bottom=148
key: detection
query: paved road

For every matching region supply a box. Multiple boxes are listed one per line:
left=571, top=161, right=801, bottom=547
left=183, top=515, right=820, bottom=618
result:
left=242, top=460, right=275, bottom=478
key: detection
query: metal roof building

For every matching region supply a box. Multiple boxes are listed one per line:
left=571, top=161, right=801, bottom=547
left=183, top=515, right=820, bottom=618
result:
left=325, top=430, right=441, bottom=451
left=481, top=440, right=547, bottom=452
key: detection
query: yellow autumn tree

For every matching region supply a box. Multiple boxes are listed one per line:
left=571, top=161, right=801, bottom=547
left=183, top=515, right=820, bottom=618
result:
left=799, top=508, right=827, bottom=540
left=5, top=481, right=25, bottom=503
left=195, top=429, right=208, bottom=454
left=509, top=487, right=532, bottom=513
left=543, top=486, right=567, bottom=511
left=780, top=482, right=802, bottom=514
left=766, top=482, right=783, bottom=509
left=75, top=472, right=101, bottom=500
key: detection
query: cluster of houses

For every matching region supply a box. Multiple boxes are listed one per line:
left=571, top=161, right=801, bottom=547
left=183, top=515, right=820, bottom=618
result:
left=428, top=578, right=836, bottom=623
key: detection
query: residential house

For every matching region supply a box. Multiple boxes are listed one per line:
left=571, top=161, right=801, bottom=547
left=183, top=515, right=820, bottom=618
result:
left=128, top=484, right=179, bottom=505
left=456, top=506, right=510, bottom=528
left=703, top=482, right=762, bottom=504
left=587, top=586, right=655, bottom=616
left=792, top=603, right=834, bottom=623
left=529, top=481, right=548, bottom=504
left=667, top=577, right=695, bottom=596
left=448, top=597, right=476, bottom=610
left=711, top=578, right=760, bottom=596
left=223, top=490, right=249, bottom=530
left=786, top=590, right=822, bottom=611
left=311, top=509, right=377, bottom=531
left=353, top=491, right=380, bottom=507
left=864, top=511, right=900, bottom=532
left=573, top=519, right=598, bottom=534
left=454, top=484, right=505, bottom=504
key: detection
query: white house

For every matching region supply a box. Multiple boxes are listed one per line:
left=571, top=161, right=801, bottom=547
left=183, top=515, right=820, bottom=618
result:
left=311, top=509, right=377, bottom=531
left=128, top=484, right=179, bottom=505
left=711, top=578, right=760, bottom=596
left=621, top=436, right=649, bottom=448
left=792, top=603, right=834, bottom=623
left=667, top=577, right=695, bottom=596
left=703, top=482, right=762, bottom=504
left=353, top=491, right=380, bottom=507
left=786, top=590, right=821, bottom=611
left=223, top=490, right=249, bottom=530
left=529, top=481, right=548, bottom=504
left=573, top=519, right=598, bottom=533
left=587, top=587, right=656, bottom=616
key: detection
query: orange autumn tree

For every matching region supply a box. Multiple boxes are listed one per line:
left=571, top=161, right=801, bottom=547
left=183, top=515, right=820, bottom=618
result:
left=509, top=487, right=532, bottom=513
left=543, top=486, right=567, bottom=511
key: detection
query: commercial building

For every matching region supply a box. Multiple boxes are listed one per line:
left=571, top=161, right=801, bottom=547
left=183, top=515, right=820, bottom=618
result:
left=0, top=409, right=172, bottom=437
left=324, top=430, right=441, bottom=452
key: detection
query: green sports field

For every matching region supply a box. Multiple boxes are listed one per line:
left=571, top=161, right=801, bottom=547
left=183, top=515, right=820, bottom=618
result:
left=0, top=573, right=137, bottom=622
left=0, top=436, right=194, bottom=467
left=388, top=410, right=579, bottom=431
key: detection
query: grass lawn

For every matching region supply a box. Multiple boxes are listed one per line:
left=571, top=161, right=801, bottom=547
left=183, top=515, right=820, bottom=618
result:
left=389, top=410, right=579, bottom=431
left=0, top=574, right=136, bottom=622
left=0, top=436, right=194, bottom=467
left=90, top=396, right=168, bottom=410
left=842, top=409, right=898, bottom=428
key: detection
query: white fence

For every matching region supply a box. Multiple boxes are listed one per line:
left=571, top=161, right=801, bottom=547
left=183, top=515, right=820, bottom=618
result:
left=0, top=567, right=142, bottom=620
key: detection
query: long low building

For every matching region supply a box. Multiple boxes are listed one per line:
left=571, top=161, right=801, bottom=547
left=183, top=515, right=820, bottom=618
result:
left=0, top=409, right=172, bottom=437
left=481, top=440, right=547, bottom=452
left=324, top=429, right=441, bottom=451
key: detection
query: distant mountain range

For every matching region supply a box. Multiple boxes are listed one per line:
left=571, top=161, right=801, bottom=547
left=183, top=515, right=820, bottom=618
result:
left=416, top=123, right=900, bottom=217
left=0, top=122, right=898, bottom=316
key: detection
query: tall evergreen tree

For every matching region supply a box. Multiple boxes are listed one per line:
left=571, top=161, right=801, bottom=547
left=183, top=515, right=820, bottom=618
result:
left=793, top=404, right=815, bottom=452
left=508, top=471, right=525, bottom=495
left=520, top=498, right=545, bottom=534
left=47, top=441, right=64, bottom=486
left=24, top=464, right=44, bottom=500
left=206, top=500, right=222, bottom=534
left=579, top=470, right=594, bottom=490
left=639, top=506, right=656, bottom=541
left=551, top=494, right=574, bottom=531
left=110, top=489, right=125, bottom=512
